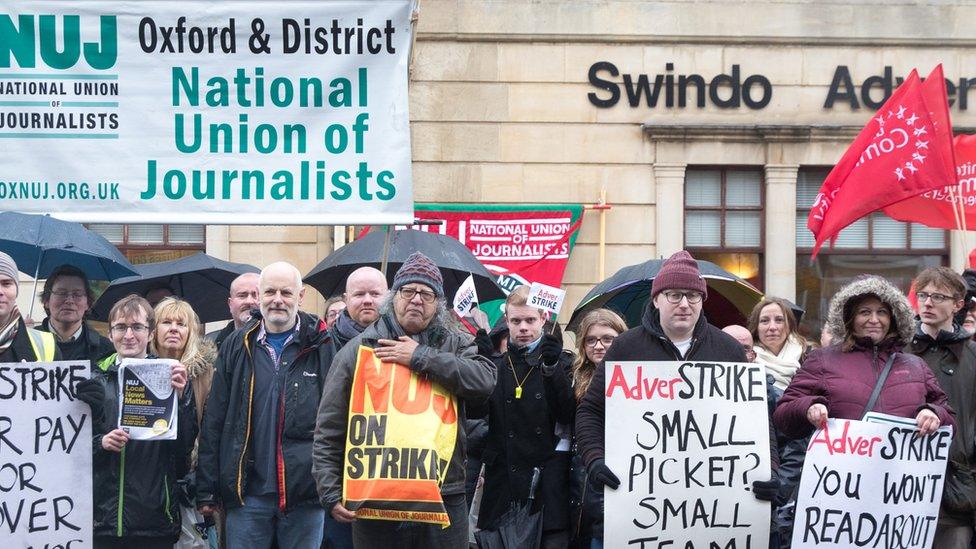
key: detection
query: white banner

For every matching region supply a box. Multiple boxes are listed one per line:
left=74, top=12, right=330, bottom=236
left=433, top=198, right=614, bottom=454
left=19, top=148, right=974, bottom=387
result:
left=791, top=417, right=950, bottom=549
left=604, top=361, right=771, bottom=548
left=0, top=361, right=92, bottom=548
left=0, top=1, right=414, bottom=224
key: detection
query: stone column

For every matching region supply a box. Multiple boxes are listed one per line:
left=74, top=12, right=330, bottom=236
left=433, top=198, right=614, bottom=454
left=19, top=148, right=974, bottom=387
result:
left=205, top=225, right=230, bottom=260
left=653, top=163, right=687, bottom=258
left=764, top=165, right=799, bottom=300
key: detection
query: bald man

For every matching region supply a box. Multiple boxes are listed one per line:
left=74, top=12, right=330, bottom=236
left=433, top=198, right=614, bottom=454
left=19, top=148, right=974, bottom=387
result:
left=329, top=266, right=388, bottom=351
left=722, top=324, right=757, bottom=362
left=207, top=272, right=260, bottom=349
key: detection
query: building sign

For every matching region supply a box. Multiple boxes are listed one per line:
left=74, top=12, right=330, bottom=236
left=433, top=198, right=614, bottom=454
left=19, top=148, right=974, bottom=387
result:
left=0, top=1, right=414, bottom=225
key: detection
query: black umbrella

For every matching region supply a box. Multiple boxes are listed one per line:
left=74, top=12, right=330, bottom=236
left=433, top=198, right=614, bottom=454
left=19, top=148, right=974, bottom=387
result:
left=91, top=253, right=259, bottom=323
left=567, top=258, right=763, bottom=332
left=304, top=229, right=506, bottom=303
left=475, top=467, right=543, bottom=549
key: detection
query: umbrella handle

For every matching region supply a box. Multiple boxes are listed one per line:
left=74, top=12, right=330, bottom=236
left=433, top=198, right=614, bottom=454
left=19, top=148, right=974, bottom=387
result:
left=527, top=467, right=542, bottom=501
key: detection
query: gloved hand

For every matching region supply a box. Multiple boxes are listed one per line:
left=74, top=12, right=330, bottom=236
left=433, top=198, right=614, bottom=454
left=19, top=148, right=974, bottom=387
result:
left=75, top=377, right=104, bottom=418
left=587, top=458, right=620, bottom=490
left=539, top=334, right=563, bottom=366
left=474, top=329, right=494, bottom=357
left=752, top=473, right=780, bottom=502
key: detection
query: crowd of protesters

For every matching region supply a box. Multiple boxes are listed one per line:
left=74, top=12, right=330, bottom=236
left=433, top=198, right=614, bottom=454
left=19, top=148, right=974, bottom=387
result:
left=2, top=245, right=976, bottom=549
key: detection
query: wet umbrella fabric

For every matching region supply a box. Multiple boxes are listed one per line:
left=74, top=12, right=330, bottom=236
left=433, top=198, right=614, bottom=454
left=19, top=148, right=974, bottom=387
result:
left=475, top=467, right=543, bottom=549
left=0, top=211, right=137, bottom=280
left=90, top=253, right=259, bottom=323
left=304, top=229, right=506, bottom=303
left=567, top=258, right=763, bottom=332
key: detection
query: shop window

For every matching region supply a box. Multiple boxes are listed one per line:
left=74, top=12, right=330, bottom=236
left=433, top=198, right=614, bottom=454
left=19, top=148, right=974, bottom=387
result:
left=685, top=167, right=764, bottom=290
left=794, top=167, right=947, bottom=338
left=88, top=224, right=206, bottom=264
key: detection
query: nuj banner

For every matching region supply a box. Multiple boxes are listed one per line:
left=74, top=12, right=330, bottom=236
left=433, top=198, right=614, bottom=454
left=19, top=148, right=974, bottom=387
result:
left=0, top=1, right=414, bottom=224
left=342, top=346, right=458, bottom=526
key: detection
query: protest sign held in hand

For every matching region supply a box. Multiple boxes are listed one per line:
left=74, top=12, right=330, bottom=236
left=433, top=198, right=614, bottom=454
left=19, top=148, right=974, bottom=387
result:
left=118, top=358, right=178, bottom=440
left=603, top=361, right=771, bottom=549
left=791, top=416, right=951, bottom=549
left=452, top=274, right=485, bottom=334
left=0, top=360, right=92, bottom=547
left=527, top=281, right=566, bottom=317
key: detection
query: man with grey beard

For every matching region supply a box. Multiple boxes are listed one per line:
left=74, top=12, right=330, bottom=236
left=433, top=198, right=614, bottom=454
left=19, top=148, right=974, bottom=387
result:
left=312, top=252, right=496, bottom=548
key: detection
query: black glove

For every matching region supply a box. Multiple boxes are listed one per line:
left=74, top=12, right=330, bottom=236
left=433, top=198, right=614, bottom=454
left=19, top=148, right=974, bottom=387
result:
left=538, top=334, right=562, bottom=366
left=474, top=329, right=494, bottom=357
left=587, top=458, right=620, bottom=490
left=75, top=377, right=104, bottom=418
left=752, top=473, right=780, bottom=502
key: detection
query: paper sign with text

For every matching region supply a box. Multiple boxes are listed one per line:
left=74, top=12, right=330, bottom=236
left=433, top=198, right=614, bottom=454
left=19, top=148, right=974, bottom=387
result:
left=527, top=281, right=566, bottom=316
left=791, top=417, right=950, bottom=548
left=604, top=361, right=771, bottom=549
left=452, top=274, right=478, bottom=318
left=0, top=360, right=92, bottom=547
left=118, top=358, right=177, bottom=440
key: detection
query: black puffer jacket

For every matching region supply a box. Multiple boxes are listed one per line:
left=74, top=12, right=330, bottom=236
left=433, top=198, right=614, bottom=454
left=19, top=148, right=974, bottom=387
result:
left=910, top=324, right=976, bottom=516
left=196, top=311, right=335, bottom=512
left=91, top=353, right=197, bottom=541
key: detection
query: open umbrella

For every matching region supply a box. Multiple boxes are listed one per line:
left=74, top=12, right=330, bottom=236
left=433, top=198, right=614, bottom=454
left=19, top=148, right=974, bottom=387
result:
left=304, top=229, right=506, bottom=303
left=475, top=467, right=543, bottom=549
left=90, top=253, right=259, bottom=323
left=567, top=258, right=763, bottom=332
left=0, top=211, right=138, bottom=317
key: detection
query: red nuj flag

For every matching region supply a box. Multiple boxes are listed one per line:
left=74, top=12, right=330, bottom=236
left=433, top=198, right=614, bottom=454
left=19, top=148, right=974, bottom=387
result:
left=883, top=134, right=976, bottom=229
left=807, top=65, right=956, bottom=257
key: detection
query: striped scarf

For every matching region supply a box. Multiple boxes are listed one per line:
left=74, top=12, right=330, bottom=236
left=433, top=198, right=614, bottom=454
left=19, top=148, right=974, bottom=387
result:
left=0, top=305, right=21, bottom=355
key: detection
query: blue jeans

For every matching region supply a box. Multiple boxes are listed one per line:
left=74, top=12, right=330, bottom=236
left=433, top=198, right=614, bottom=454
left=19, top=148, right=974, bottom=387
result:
left=226, top=495, right=325, bottom=549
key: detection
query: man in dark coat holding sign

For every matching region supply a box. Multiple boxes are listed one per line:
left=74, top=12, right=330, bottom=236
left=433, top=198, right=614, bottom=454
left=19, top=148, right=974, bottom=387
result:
left=470, top=284, right=576, bottom=547
left=575, top=250, right=780, bottom=531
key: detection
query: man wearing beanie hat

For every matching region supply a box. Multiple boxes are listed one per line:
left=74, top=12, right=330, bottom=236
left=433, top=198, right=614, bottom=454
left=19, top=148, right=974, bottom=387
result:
left=0, top=251, right=58, bottom=363
left=313, top=252, right=497, bottom=548
left=575, top=250, right=780, bottom=512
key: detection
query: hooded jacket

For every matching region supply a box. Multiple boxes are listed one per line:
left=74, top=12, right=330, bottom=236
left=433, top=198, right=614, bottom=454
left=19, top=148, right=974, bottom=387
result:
left=196, top=311, right=335, bottom=512
left=773, top=276, right=955, bottom=440
left=91, top=353, right=197, bottom=541
left=910, top=323, right=976, bottom=515
left=312, top=312, right=497, bottom=509
left=574, top=304, right=755, bottom=468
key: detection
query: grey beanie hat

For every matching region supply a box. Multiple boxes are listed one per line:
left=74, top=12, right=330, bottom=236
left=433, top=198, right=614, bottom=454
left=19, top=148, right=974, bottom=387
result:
left=0, top=252, right=18, bottom=288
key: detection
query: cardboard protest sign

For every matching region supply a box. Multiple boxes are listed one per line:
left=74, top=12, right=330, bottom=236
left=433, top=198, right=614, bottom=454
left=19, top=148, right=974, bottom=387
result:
left=342, top=346, right=458, bottom=526
left=0, top=361, right=92, bottom=547
left=791, top=417, right=951, bottom=549
left=118, top=358, right=177, bottom=440
left=527, top=281, right=566, bottom=317
left=0, top=1, right=414, bottom=225
left=604, top=361, right=771, bottom=548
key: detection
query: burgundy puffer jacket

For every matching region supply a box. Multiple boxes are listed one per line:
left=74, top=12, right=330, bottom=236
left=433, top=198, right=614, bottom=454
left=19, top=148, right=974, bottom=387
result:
left=773, top=337, right=954, bottom=439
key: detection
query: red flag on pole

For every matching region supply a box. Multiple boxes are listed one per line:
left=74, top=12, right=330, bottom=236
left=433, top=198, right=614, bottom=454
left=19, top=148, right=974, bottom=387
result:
left=883, top=134, right=976, bottom=229
left=807, top=65, right=956, bottom=257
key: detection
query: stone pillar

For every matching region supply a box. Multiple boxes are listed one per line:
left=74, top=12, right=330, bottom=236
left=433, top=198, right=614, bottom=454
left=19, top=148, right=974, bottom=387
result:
left=764, top=165, right=799, bottom=300
left=653, top=163, right=686, bottom=258
left=205, top=225, right=230, bottom=260
left=950, top=231, right=970, bottom=272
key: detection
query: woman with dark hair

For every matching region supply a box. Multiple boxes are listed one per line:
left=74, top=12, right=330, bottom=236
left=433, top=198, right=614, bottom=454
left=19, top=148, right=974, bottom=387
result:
left=774, top=276, right=954, bottom=440
left=748, top=297, right=808, bottom=391
left=570, top=308, right=626, bottom=549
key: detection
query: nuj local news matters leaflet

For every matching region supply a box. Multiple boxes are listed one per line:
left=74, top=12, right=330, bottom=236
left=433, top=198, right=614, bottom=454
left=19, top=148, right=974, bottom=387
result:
left=117, top=358, right=178, bottom=440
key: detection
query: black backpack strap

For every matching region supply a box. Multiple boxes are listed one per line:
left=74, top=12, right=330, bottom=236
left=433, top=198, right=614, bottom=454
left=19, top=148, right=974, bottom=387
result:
left=862, top=352, right=897, bottom=419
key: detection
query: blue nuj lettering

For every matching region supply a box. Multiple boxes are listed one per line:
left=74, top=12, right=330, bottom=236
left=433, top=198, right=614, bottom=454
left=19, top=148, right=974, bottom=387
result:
left=0, top=14, right=117, bottom=70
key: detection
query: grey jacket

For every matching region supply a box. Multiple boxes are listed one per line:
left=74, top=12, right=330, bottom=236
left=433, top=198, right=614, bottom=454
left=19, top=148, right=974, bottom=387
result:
left=312, top=313, right=497, bottom=509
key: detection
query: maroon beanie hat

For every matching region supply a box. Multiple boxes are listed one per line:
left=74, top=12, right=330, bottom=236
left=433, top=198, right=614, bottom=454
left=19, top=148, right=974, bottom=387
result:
left=392, top=252, right=445, bottom=297
left=651, top=250, right=707, bottom=298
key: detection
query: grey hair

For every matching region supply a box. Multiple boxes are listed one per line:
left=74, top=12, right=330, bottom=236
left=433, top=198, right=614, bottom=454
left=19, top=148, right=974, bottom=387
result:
left=379, top=291, right=465, bottom=336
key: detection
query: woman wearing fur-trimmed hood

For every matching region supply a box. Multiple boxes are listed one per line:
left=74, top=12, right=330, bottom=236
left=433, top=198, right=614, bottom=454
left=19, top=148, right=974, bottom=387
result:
left=773, top=275, right=954, bottom=440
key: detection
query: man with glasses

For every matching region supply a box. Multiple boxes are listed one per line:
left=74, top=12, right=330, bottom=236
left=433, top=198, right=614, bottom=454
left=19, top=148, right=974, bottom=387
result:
left=39, top=264, right=114, bottom=368
left=468, top=284, right=575, bottom=548
left=313, top=252, right=496, bottom=548
left=909, top=267, right=976, bottom=548
left=575, top=250, right=777, bottom=537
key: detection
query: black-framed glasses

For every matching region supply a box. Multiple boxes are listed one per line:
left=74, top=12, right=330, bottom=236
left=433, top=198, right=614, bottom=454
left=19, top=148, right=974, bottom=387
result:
left=51, top=290, right=86, bottom=301
left=662, top=291, right=704, bottom=304
left=916, top=291, right=954, bottom=304
left=110, top=323, right=149, bottom=335
left=584, top=336, right=615, bottom=348
left=398, top=287, right=437, bottom=303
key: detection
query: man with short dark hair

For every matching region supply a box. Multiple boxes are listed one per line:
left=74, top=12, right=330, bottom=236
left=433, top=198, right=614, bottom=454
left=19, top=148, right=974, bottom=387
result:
left=39, top=264, right=113, bottom=368
left=910, top=266, right=976, bottom=548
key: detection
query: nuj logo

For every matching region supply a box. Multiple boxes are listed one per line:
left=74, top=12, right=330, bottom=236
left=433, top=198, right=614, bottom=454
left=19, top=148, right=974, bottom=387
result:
left=0, top=14, right=117, bottom=70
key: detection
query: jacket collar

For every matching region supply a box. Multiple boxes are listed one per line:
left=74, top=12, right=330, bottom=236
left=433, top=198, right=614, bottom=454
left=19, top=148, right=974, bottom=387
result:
left=912, top=322, right=968, bottom=360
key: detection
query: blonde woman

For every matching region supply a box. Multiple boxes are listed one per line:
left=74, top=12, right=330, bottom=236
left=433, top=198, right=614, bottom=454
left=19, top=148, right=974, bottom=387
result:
left=748, top=297, right=809, bottom=391
left=152, top=297, right=217, bottom=426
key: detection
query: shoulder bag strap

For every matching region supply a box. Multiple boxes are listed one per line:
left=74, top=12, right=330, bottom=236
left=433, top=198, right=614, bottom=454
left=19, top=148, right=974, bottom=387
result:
left=861, top=352, right=897, bottom=419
